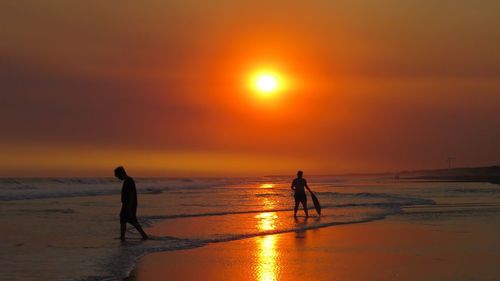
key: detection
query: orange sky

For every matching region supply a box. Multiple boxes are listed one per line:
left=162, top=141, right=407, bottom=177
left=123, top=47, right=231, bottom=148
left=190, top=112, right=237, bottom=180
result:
left=1, top=1, right=499, bottom=176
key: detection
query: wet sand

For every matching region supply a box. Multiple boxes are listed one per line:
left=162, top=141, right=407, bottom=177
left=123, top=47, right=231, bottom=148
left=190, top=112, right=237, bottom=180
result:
left=126, top=210, right=500, bottom=281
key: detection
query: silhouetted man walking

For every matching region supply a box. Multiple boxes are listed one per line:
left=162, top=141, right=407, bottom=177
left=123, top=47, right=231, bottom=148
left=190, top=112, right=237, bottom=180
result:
left=114, top=166, right=149, bottom=240
left=291, top=170, right=312, bottom=218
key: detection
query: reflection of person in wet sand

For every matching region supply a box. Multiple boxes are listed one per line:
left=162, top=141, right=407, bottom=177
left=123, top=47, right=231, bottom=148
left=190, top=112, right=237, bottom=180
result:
left=291, top=170, right=312, bottom=218
left=114, top=166, right=149, bottom=240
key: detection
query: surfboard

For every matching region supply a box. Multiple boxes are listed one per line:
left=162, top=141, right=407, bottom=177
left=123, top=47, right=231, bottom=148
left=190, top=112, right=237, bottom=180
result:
left=310, top=191, right=321, bottom=215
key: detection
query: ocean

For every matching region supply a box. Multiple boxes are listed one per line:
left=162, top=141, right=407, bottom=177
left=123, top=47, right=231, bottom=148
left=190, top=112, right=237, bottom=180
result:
left=1, top=176, right=499, bottom=281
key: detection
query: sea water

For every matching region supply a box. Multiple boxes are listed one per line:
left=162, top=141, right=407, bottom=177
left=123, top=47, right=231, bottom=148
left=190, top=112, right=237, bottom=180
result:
left=0, top=176, right=499, bottom=281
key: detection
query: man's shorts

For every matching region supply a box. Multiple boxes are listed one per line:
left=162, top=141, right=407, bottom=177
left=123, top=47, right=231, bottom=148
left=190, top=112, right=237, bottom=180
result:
left=294, top=193, right=307, bottom=205
left=120, top=206, right=138, bottom=224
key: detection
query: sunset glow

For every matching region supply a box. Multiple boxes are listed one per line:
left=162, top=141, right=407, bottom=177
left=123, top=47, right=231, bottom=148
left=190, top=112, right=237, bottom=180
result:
left=1, top=1, right=499, bottom=177
left=249, top=70, right=286, bottom=97
left=256, top=75, right=277, bottom=93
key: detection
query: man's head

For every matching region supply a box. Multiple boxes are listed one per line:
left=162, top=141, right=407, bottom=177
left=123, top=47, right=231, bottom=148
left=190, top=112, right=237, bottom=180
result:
left=114, top=166, right=127, bottom=180
left=297, top=170, right=303, bottom=178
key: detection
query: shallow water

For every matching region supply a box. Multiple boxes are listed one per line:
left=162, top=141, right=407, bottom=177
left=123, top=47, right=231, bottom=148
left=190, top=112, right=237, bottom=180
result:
left=0, top=176, right=499, bottom=281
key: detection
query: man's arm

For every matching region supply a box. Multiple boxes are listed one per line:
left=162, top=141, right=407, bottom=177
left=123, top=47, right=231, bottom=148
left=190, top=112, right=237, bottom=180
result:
left=124, top=179, right=135, bottom=213
left=121, top=186, right=126, bottom=204
left=128, top=191, right=135, bottom=211
left=291, top=180, right=295, bottom=191
left=305, top=180, right=312, bottom=192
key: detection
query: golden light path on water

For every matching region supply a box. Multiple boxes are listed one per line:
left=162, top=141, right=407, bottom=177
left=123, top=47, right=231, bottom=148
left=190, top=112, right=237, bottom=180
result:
left=260, top=183, right=274, bottom=189
left=258, top=235, right=278, bottom=281
left=255, top=183, right=280, bottom=281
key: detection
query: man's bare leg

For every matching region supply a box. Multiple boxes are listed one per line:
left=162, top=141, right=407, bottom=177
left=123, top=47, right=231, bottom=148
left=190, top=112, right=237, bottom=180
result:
left=120, top=223, right=126, bottom=240
left=294, top=201, right=300, bottom=218
left=131, top=221, right=149, bottom=240
left=302, top=200, right=309, bottom=218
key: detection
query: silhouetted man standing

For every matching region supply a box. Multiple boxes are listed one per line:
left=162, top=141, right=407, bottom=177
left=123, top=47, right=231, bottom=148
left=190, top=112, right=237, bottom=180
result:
left=114, top=166, right=148, bottom=240
left=291, top=170, right=311, bottom=218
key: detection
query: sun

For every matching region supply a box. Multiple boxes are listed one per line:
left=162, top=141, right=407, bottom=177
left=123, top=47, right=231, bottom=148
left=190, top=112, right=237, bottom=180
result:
left=256, top=75, right=278, bottom=93
left=247, top=69, right=287, bottom=97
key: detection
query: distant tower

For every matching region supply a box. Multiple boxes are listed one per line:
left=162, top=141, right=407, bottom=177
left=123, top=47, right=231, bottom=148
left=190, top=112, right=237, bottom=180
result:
left=446, top=156, right=455, bottom=169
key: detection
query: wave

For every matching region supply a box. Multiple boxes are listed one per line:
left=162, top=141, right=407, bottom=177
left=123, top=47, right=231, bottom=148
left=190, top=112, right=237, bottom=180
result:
left=0, top=179, right=227, bottom=201
left=49, top=178, right=117, bottom=185
left=71, top=237, right=206, bottom=281
left=141, top=199, right=432, bottom=224
left=447, top=187, right=500, bottom=194
left=402, top=202, right=500, bottom=216
left=255, top=193, right=286, bottom=197
left=1, top=185, right=37, bottom=190
left=200, top=213, right=391, bottom=243
left=19, top=208, right=78, bottom=214
left=0, top=177, right=442, bottom=204
left=317, top=191, right=435, bottom=205
left=0, top=189, right=119, bottom=201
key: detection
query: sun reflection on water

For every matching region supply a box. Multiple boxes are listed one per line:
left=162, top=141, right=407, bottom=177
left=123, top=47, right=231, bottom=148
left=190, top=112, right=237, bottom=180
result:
left=258, top=183, right=280, bottom=211
left=255, top=212, right=278, bottom=231
left=255, top=211, right=279, bottom=281
left=260, top=183, right=274, bottom=189
left=257, top=235, right=278, bottom=281
left=254, top=182, right=281, bottom=281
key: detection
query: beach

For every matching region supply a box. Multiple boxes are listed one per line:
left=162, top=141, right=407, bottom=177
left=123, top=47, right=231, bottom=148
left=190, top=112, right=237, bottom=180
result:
left=128, top=207, right=500, bottom=281
left=1, top=177, right=499, bottom=281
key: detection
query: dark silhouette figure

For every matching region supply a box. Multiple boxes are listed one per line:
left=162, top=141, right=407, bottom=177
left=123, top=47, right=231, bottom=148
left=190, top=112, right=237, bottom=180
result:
left=291, top=170, right=311, bottom=218
left=114, top=166, right=149, bottom=240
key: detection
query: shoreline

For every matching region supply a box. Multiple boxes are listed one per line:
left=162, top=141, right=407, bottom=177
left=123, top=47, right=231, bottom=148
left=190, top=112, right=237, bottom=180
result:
left=114, top=210, right=395, bottom=279
left=123, top=206, right=500, bottom=281
left=3, top=178, right=498, bottom=281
